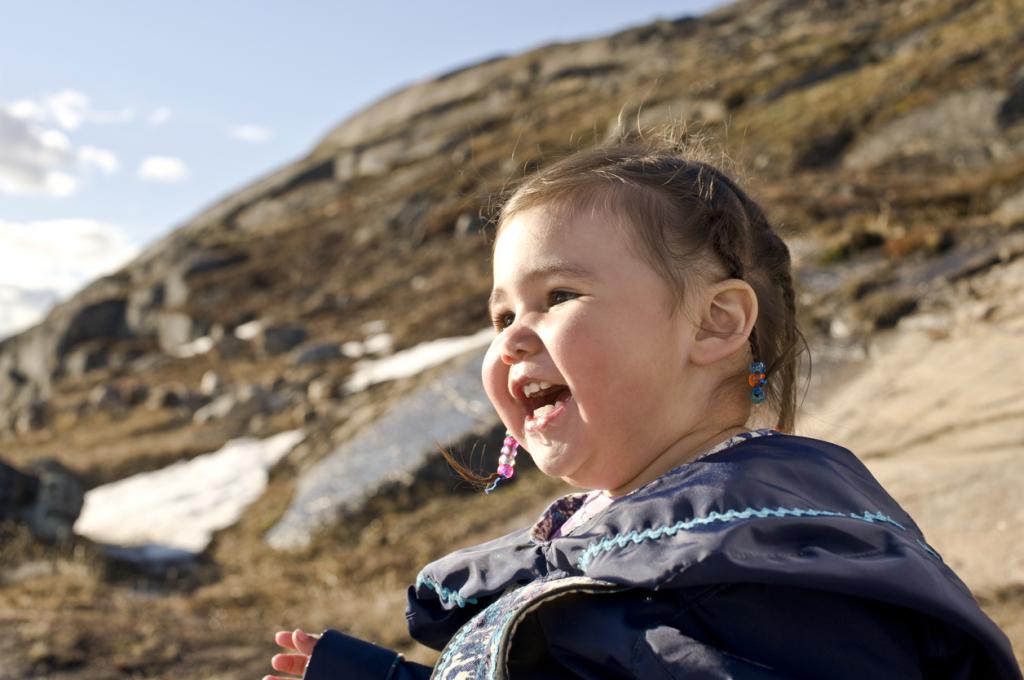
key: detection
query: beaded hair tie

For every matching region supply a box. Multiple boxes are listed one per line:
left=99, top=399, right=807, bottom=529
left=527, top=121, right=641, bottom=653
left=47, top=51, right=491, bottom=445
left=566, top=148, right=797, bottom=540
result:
left=484, top=432, right=519, bottom=494
left=748, top=360, right=767, bottom=404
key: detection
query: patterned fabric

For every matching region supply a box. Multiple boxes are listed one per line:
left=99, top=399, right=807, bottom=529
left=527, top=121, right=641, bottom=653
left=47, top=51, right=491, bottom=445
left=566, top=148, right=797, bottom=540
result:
left=552, top=490, right=610, bottom=538
left=528, top=493, right=589, bottom=543
left=430, top=575, right=622, bottom=680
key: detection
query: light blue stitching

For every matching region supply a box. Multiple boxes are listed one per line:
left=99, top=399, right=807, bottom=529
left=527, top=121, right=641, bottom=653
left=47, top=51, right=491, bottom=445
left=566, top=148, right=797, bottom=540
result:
left=916, top=538, right=943, bottom=562
left=576, top=506, right=911, bottom=571
left=416, top=573, right=478, bottom=608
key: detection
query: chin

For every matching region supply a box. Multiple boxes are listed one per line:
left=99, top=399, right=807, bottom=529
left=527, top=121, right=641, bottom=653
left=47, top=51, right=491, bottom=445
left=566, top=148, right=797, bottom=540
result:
left=526, top=443, right=579, bottom=481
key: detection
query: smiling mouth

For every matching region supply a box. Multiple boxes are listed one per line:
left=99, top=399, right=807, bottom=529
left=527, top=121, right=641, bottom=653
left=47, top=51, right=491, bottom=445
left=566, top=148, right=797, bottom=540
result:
left=521, top=384, right=572, bottom=417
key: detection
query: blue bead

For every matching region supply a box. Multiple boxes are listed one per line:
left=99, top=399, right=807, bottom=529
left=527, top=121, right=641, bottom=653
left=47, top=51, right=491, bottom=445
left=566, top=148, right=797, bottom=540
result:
left=751, top=386, right=765, bottom=404
left=750, top=361, right=765, bottom=373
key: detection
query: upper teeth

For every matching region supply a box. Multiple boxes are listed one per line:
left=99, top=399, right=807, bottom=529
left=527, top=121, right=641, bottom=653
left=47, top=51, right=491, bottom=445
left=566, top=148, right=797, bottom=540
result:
left=522, top=381, right=551, bottom=397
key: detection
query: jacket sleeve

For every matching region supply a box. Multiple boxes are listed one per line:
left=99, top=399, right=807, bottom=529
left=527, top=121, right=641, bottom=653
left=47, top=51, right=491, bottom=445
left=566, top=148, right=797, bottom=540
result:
left=302, top=629, right=432, bottom=680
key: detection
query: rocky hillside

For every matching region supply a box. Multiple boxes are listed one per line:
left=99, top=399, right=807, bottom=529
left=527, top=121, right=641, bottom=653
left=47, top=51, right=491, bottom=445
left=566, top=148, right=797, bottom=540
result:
left=1, top=0, right=1023, bottom=676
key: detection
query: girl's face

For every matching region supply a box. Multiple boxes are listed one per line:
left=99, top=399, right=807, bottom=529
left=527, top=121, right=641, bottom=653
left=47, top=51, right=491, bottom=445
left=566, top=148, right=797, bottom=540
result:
left=482, top=204, right=702, bottom=492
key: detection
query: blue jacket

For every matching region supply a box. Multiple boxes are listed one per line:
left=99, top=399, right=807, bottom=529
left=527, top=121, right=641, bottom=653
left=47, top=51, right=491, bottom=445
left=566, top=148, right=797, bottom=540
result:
left=304, top=433, right=1022, bottom=679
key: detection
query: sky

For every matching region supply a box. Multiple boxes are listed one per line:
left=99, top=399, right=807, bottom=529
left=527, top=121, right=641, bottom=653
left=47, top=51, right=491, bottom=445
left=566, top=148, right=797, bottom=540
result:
left=0, top=0, right=726, bottom=338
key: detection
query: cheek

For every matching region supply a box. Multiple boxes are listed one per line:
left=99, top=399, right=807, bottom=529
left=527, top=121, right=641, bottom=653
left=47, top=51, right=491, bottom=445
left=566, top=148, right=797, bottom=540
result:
left=481, top=340, right=511, bottom=411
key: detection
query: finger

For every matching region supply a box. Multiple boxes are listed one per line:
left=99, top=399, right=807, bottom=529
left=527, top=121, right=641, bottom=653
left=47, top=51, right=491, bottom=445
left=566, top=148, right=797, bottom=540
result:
left=291, top=628, right=320, bottom=655
left=264, top=675, right=300, bottom=680
left=275, top=630, right=299, bottom=651
left=271, top=653, right=309, bottom=676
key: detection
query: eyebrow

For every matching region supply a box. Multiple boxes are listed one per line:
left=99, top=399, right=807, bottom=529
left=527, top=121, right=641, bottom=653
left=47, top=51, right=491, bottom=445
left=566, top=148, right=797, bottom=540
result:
left=488, top=261, right=595, bottom=310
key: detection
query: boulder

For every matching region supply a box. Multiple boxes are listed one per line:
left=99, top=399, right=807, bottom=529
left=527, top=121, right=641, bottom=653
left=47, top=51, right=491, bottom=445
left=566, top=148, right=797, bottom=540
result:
left=156, top=312, right=194, bottom=353
left=57, top=299, right=129, bottom=355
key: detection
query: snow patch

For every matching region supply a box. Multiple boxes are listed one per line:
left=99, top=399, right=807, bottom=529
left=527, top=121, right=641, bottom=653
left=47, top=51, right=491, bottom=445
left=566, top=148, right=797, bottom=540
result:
left=75, top=430, right=305, bottom=555
left=344, top=327, right=492, bottom=393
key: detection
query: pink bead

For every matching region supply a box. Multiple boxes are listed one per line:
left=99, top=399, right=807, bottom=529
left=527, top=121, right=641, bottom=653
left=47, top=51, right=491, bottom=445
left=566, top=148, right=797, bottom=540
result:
left=497, top=463, right=514, bottom=478
left=503, top=436, right=516, bottom=446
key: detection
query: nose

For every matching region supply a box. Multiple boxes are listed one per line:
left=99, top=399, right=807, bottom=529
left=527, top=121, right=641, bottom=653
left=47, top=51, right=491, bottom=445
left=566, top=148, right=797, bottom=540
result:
left=497, top=319, right=541, bottom=365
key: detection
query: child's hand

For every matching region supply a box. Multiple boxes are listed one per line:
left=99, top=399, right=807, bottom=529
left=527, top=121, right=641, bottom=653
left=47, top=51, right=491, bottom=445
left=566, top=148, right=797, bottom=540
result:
left=263, top=628, right=320, bottom=680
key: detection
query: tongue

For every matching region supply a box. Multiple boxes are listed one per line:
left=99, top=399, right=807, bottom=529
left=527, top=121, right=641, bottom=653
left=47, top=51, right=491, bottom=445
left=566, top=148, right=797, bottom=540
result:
left=533, top=403, right=558, bottom=417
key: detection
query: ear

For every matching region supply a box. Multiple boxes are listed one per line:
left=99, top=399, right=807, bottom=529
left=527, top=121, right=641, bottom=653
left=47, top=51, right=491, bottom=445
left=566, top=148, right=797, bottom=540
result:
left=690, top=279, right=758, bottom=366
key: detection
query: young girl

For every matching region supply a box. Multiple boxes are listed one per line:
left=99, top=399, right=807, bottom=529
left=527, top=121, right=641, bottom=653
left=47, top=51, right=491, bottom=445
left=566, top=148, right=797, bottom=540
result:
left=266, top=140, right=1022, bottom=679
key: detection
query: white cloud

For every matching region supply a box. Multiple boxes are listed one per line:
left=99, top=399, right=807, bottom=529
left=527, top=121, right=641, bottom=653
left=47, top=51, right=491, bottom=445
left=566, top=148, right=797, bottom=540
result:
left=78, top=145, right=120, bottom=175
left=44, top=172, right=78, bottom=198
left=7, top=99, right=41, bottom=120
left=0, top=218, right=139, bottom=338
left=228, top=124, right=272, bottom=143
left=0, top=286, right=62, bottom=340
left=7, top=90, right=135, bottom=130
left=138, top=155, right=188, bottom=183
left=148, top=106, right=172, bottom=126
left=0, top=109, right=77, bottom=197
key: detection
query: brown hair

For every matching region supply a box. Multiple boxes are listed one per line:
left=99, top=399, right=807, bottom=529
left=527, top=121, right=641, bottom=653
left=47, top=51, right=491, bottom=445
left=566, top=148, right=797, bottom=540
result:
left=448, top=134, right=808, bottom=488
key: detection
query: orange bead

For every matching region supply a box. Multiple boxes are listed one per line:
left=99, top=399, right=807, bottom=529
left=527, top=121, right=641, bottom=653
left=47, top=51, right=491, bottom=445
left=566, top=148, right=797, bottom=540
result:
left=748, top=373, right=760, bottom=387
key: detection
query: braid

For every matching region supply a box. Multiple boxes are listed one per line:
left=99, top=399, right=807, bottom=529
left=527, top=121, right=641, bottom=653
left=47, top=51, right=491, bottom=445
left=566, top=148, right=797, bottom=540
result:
left=692, top=161, right=806, bottom=432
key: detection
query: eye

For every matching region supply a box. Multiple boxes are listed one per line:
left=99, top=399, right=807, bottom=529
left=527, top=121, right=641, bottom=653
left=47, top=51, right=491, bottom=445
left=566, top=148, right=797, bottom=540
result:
left=491, top=310, right=514, bottom=331
left=548, top=289, right=579, bottom=306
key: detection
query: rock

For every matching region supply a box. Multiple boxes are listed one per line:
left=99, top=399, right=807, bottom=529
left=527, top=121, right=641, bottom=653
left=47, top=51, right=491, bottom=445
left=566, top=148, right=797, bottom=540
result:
left=259, top=324, right=308, bottom=355
left=234, top=178, right=339, bottom=233
left=124, top=383, right=149, bottom=406
left=994, top=188, right=1024, bottom=226
left=125, top=283, right=165, bottom=337
left=363, top=333, right=394, bottom=356
left=455, top=212, right=485, bottom=237
left=997, top=72, right=1024, bottom=128
left=64, top=344, right=109, bottom=379
left=14, top=400, right=47, bottom=434
left=146, top=386, right=182, bottom=411
left=156, top=312, right=194, bottom=353
left=192, top=385, right=266, bottom=425
left=267, top=350, right=496, bottom=550
left=20, top=458, right=85, bottom=544
left=164, top=249, right=249, bottom=308
left=234, top=320, right=263, bottom=340
left=290, top=342, right=342, bottom=366
left=301, top=291, right=350, bottom=318
left=57, top=298, right=129, bottom=355
left=88, top=385, right=122, bottom=411
left=292, top=402, right=317, bottom=424
left=843, top=89, right=1004, bottom=172
left=307, top=376, right=338, bottom=404
left=199, top=370, right=222, bottom=396
left=213, top=333, right=246, bottom=359
left=341, top=341, right=365, bottom=358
